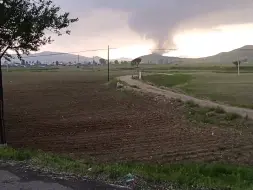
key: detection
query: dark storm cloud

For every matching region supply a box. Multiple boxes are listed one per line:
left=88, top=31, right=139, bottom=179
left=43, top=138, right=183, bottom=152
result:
left=56, top=0, right=253, bottom=53
left=91, top=0, right=253, bottom=53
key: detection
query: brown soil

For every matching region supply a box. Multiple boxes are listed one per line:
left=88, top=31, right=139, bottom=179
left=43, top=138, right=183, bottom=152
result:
left=4, top=73, right=253, bottom=165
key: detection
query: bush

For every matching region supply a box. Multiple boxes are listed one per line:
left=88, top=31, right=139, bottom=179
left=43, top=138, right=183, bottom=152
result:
left=225, top=113, right=240, bottom=121
left=215, top=107, right=226, bottom=114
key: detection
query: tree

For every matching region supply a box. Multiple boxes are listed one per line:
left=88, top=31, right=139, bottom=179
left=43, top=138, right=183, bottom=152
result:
left=36, top=60, right=41, bottom=65
left=233, top=58, right=247, bottom=67
left=233, top=60, right=240, bottom=67
left=0, top=0, right=78, bottom=144
left=56, top=61, right=59, bottom=66
left=21, top=60, right=25, bottom=65
left=114, top=60, right=119, bottom=64
left=131, top=57, right=142, bottom=68
left=122, top=61, right=129, bottom=64
left=0, top=0, right=78, bottom=61
left=99, top=58, right=106, bottom=65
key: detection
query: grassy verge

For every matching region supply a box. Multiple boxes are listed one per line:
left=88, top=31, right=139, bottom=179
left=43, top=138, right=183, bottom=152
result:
left=1, top=147, right=253, bottom=189
left=2, top=67, right=59, bottom=72
left=181, top=100, right=252, bottom=129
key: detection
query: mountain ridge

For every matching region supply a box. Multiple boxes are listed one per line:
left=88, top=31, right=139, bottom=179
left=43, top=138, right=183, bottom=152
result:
left=6, top=45, right=253, bottom=64
left=139, top=45, right=253, bottom=64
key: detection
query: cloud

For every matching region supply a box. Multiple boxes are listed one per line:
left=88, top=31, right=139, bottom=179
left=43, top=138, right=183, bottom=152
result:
left=49, top=0, right=253, bottom=56
left=88, top=0, right=253, bottom=53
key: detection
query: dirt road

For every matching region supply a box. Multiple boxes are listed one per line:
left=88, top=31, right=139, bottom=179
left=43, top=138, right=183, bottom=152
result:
left=0, top=162, right=128, bottom=190
left=118, top=75, right=253, bottom=119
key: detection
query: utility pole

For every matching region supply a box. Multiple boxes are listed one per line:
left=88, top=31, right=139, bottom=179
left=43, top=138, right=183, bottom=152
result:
left=108, top=45, right=110, bottom=82
left=92, top=56, right=94, bottom=71
left=237, top=56, right=240, bottom=76
left=0, top=58, right=6, bottom=145
left=238, top=61, right=240, bottom=76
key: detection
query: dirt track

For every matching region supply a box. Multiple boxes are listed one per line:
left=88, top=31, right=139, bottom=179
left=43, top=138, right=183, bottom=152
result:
left=118, top=75, right=253, bottom=119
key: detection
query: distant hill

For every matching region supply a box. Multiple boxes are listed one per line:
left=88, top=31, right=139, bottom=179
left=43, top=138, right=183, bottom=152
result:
left=7, top=51, right=132, bottom=64
left=135, top=45, right=253, bottom=64
left=139, top=53, right=182, bottom=64
left=112, top=57, right=132, bottom=62
left=203, top=45, right=253, bottom=63
left=8, top=51, right=94, bottom=64
left=7, top=45, right=253, bottom=65
left=7, top=51, right=111, bottom=64
left=33, top=52, right=102, bottom=63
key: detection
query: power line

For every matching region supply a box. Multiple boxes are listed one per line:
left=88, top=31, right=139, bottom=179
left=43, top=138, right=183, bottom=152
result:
left=151, top=49, right=177, bottom=51
left=17, top=47, right=180, bottom=60
left=23, top=48, right=118, bottom=58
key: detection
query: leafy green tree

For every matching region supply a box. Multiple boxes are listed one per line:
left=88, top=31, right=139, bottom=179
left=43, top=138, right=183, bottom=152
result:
left=131, top=57, right=142, bottom=68
left=0, top=0, right=78, bottom=144
left=21, top=59, right=25, bottom=65
left=114, top=60, right=119, bottom=64
left=233, top=58, right=247, bottom=68
left=0, top=0, right=78, bottom=62
left=122, top=61, right=129, bottom=64
left=36, top=60, right=41, bottom=65
left=99, top=58, right=106, bottom=65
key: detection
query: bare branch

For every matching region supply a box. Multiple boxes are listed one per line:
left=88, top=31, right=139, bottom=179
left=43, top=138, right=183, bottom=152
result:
left=0, top=46, right=10, bottom=60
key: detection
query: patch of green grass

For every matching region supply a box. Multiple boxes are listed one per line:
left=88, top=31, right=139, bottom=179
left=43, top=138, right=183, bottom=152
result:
left=225, top=112, right=240, bottom=121
left=167, top=65, right=253, bottom=73
left=29, top=68, right=58, bottom=72
left=179, top=73, right=253, bottom=109
left=33, top=151, right=91, bottom=175
left=1, top=147, right=253, bottom=189
left=214, top=106, right=226, bottom=114
left=3, top=67, right=59, bottom=72
left=0, top=147, right=36, bottom=161
left=184, top=103, right=250, bottom=128
left=142, top=74, right=193, bottom=88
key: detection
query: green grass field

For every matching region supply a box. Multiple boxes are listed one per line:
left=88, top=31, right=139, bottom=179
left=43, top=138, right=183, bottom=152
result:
left=143, top=73, right=253, bottom=109
left=181, top=73, right=253, bottom=108
left=138, top=63, right=253, bottom=74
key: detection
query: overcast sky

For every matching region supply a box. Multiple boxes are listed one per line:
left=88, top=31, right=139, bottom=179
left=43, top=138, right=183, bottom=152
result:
left=40, top=0, right=253, bottom=59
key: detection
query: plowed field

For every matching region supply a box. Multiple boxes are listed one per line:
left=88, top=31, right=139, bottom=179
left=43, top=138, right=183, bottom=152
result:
left=4, top=72, right=253, bottom=165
